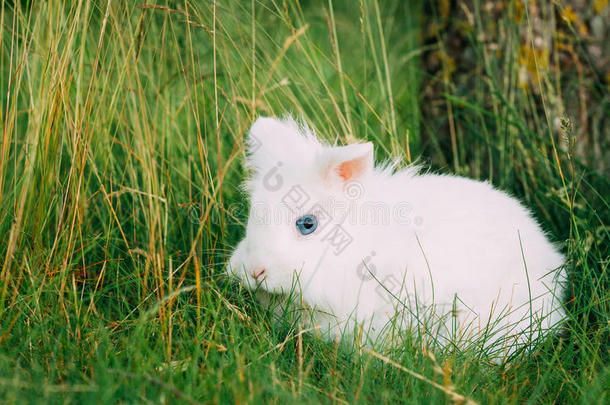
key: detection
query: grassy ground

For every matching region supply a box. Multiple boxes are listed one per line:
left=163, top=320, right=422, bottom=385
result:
left=0, top=0, right=608, bottom=403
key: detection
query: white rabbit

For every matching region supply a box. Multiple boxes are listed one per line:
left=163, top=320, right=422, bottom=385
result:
left=228, top=116, right=566, bottom=357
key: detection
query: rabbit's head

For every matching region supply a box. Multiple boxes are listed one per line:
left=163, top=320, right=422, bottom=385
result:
left=228, top=117, right=378, bottom=306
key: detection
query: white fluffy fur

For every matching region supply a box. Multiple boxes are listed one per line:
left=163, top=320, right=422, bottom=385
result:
left=229, top=116, right=566, bottom=357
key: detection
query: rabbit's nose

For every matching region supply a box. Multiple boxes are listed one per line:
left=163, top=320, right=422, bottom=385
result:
left=250, top=268, right=266, bottom=281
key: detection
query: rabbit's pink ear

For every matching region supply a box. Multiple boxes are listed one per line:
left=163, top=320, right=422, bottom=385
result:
left=320, top=142, right=374, bottom=183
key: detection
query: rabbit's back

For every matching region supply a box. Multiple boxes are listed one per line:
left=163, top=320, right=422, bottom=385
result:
left=365, top=172, right=566, bottom=348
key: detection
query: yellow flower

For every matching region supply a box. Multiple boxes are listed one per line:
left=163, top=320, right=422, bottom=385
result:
left=439, top=0, right=450, bottom=20
left=593, top=0, right=608, bottom=15
left=511, top=0, right=524, bottom=24
left=561, top=6, right=578, bottom=24
left=518, top=44, right=550, bottom=89
left=561, top=6, right=588, bottom=35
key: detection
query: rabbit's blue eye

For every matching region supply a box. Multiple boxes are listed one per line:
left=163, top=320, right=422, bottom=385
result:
left=296, top=214, right=317, bottom=235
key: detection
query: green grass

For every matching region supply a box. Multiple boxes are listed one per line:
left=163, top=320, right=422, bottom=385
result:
left=0, top=0, right=608, bottom=403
